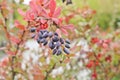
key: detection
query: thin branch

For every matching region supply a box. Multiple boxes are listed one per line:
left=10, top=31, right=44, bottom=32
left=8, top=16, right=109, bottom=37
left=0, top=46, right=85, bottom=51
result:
left=0, top=6, right=11, bottom=49
left=44, top=63, right=56, bottom=80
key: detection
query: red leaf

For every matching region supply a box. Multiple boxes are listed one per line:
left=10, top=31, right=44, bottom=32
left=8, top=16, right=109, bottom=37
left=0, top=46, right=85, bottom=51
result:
left=63, top=24, right=74, bottom=31
left=86, top=60, right=94, bottom=68
left=52, top=18, right=59, bottom=25
left=17, top=9, right=25, bottom=17
left=61, top=28, right=68, bottom=36
left=92, top=71, right=97, bottom=79
left=91, top=37, right=99, bottom=44
left=14, top=20, right=25, bottom=30
left=10, top=35, right=20, bottom=44
left=6, top=51, right=15, bottom=56
left=0, top=57, right=9, bottom=67
left=65, top=14, right=74, bottom=23
left=49, top=0, right=56, bottom=16
left=29, top=0, right=39, bottom=14
left=53, top=7, right=61, bottom=18
left=56, top=29, right=61, bottom=37
left=41, top=8, right=49, bottom=18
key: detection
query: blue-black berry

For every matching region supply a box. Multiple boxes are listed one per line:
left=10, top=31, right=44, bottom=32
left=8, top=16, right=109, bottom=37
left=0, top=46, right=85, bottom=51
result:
left=30, top=28, right=36, bottom=32
left=65, top=44, right=70, bottom=48
left=63, top=48, right=70, bottom=54
left=65, top=39, right=70, bottom=44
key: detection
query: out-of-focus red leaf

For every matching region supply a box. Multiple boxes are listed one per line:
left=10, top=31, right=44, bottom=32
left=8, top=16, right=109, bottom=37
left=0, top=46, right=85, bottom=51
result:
left=32, top=65, right=45, bottom=80
left=65, top=14, right=74, bottom=24
left=17, top=9, right=25, bottom=17
left=10, top=35, right=20, bottom=44
left=0, top=57, right=9, bottom=67
left=61, top=28, right=68, bottom=36
left=52, top=18, right=59, bottom=24
left=53, top=7, right=61, bottom=18
left=86, top=60, right=94, bottom=68
left=6, top=51, right=15, bottom=56
left=56, top=29, right=62, bottom=37
left=14, top=20, right=25, bottom=30
left=91, top=37, right=99, bottom=44
left=49, top=0, right=56, bottom=15
left=63, top=24, right=74, bottom=31
left=92, top=71, right=97, bottom=79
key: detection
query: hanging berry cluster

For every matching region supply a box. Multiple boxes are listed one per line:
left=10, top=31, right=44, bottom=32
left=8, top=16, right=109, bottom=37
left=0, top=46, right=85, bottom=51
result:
left=18, top=0, right=74, bottom=55
left=30, top=28, right=71, bottom=55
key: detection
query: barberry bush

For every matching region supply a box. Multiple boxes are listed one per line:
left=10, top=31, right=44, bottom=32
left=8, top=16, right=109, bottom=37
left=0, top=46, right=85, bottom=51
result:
left=0, top=0, right=120, bottom=80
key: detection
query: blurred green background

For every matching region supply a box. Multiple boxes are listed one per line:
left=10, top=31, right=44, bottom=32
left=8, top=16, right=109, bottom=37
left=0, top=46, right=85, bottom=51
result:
left=72, top=0, right=120, bottom=29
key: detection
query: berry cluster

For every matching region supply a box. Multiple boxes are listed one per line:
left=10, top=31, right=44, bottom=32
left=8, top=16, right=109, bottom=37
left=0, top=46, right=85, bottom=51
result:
left=30, top=28, right=71, bottom=55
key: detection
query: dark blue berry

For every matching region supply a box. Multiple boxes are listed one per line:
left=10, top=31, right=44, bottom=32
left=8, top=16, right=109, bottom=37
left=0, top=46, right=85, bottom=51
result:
left=43, top=40, right=48, bottom=46
left=37, top=38, right=41, bottom=43
left=49, top=41, right=55, bottom=49
left=66, top=0, right=72, bottom=5
left=65, top=44, right=70, bottom=48
left=60, top=38, right=64, bottom=44
left=40, top=38, right=46, bottom=43
left=39, top=31, right=42, bottom=35
left=65, top=39, right=70, bottom=44
left=30, top=28, right=36, bottom=32
left=56, top=48, right=62, bottom=55
left=40, top=30, right=45, bottom=34
left=31, top=34, right=35, bottom=38
left=54, top=32, right=58, bottom=36
left=53, top=49, right=57, bottom=55
left=42, top=32, right=48, bottom=38
left=63, top=48, right=70, bottom=54
left=52, top=36, right=59, bottom=42
left=56, top=42, right=61, bottom=48
left=48, top=32, right=53, bottom=37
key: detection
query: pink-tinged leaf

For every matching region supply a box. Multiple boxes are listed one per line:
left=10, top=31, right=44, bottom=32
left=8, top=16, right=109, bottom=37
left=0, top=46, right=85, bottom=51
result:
left=49, top=0, right=56, bottom=16
left=43, top=0, right=48, bottom=4
left=40, top=19, right=47, bottom=24
left=37, top=0, right=43, bottom=3
left=41, top=8, right=49, bottom=18
left=58, top=18, right=63, bottom=25
left=102, top=43, right=108, bottom=49
left=17, top=9, right=25, bottom=17
left=29, top=1, right=38, bottom=14
left=53, top=7, right=61, bottom=18
left=43, top=0, right=49, bottom=8
left=52, top=18, right=59, bottom=25
left=56, top=29, right=61, bottom=37
left=63, top=24, right=74, bottom=31
left=65, top=14, right=74, bottom=23
left=0, top=57, right=9, bottom=67
left=61, top=28, right=68, bottom=36
left=25, top=10, right=35, bottom=21
left=37, top=6, right=43, bottom=15
left=10, top=35, right=20, bottom=44
left=14, top=20, right=25, bottom=30
left=6, top=51, right=15, bottom=56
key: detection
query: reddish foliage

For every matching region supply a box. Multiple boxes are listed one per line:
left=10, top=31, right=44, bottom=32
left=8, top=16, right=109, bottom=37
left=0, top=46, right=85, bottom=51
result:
left=91, top=37, right=99, bottom=44
left=105, top=55, right=112, bottom=62
left=10, top=35, right=20, bottom=44
left=14, top=20, right=25, bottom=30
left=86, top=60, right=94, bottom=68
left=92, top=71, right=97, bottom=79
